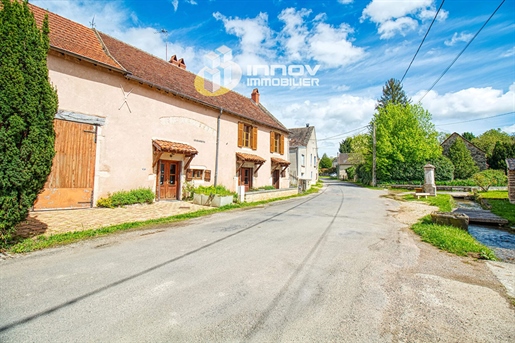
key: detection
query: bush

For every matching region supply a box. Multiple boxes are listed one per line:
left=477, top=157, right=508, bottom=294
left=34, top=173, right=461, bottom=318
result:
left=346, top=166, right=356, bottom=180
left=193, top=185, right=235, bottom=197
left=356, top=163, right=372, bottom=185
left=97, top=188, right=154, bottom=208
left=473, top=170, right=508, bottom=192
left=430, top=155, right=454, bottom=181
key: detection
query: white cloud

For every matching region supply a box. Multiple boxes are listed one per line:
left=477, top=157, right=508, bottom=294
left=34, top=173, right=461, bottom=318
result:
left=415, top=83, right=515, bottom=120
left=501, top=47, right=515, bottom=58
left=215, top=8, right=365, bottom=69
left=338, top=0, right=354, bottom=4
left=361, top=0, right=448, bottom=39
left=444, top=32, right=473, bottom=46
left=503, top=123, right=515, bottom=134
left=171, top=0, right=179, bottom=12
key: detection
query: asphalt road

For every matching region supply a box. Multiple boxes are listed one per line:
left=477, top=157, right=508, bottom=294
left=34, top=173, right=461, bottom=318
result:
left=1, top=181, right=514, bottom=342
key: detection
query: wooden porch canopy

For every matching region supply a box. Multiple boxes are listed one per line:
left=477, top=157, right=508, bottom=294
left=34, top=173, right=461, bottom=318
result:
left=236, top=152, right=266, bottom=175
left=152, top=139, right=198, bottom=170
left=271, top=157, right=290, bottom=174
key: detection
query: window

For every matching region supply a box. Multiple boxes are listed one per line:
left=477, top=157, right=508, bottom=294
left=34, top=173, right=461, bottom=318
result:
left=301, top=154, right=305, bottom=166
left=238, top=122, right=257, bottom=150
left=270, top=131, right=284, bottom=154
left=192, top=170, right=203, bottom=179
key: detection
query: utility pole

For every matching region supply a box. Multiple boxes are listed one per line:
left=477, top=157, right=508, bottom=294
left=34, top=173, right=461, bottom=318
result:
left=372, top=122, right=377, bottom=187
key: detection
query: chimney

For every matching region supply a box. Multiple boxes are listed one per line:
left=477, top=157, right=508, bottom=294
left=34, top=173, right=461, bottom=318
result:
left=251, top=88, right=260, bottom=105
left=306, top=123, right=309, bottom=127
left=169, top=55, right=186, bottom=69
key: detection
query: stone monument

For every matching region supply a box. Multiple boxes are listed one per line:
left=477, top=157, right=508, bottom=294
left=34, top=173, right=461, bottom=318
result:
left=423, top=164, right=437, bottom=196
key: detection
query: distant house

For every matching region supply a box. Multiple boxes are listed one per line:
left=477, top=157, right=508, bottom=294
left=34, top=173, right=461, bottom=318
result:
left=289, top=125, right=318, bottom=186
left=29, top=4, right=290, bottom=210
left=441, top=132, right=487, bottom=170
left=507, top=158, right=515, bottom=204
left=334, top=153, right=363, bottom=179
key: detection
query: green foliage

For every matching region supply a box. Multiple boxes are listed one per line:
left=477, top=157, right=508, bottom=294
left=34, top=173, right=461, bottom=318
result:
left=472, top=169, right=508, bottom=192
left=356, top=163, right=372, bottom=185
left=181, top=181, right=195, bottom=201
left=376, top=78, right=411, bottom=109
left=431, top=155, right=454, bottom=181
left=346, top=166, right=356, bottom=180
left=462, top=132, right=475, bottom=141
left=412, top=218, right=496, bottom=260
left=488, top=200, right=515, bottom=226
left=371, top=103, right=441, bottom=182
left=447, top=138, right=479, bottom=179
left=472, top=128, right=514, bottom=156
left=97, top=188, right=154, bottom=208
left=194, top=185, right=235, bottom=197
left=319, top=153, right=333, bottom=169
left=339, top=137, right=352, bottom=153
left=476, top=190, right=508, bottom=199
left=250, top=185, right=276, bottom=191
left=0, top=0, right=58, bottom=243
left=488, top=141, right=515, bottom=170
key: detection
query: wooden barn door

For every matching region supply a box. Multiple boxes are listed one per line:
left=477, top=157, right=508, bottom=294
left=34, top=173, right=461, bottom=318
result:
left=34, top=119, right=97, bottom=210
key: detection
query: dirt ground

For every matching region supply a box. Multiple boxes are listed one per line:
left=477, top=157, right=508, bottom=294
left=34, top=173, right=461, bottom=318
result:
left=382, top=199, right=515, bottom=342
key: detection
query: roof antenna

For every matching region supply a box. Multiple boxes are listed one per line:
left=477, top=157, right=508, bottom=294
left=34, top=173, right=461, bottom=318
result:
left=89, top=15, right=96, bottom=28
left=155, top=29, right=170, bottom=61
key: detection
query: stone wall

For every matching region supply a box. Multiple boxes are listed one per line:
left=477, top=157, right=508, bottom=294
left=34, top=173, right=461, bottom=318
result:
left=441, top=133, right=487, bottom=170
left=509, top=170, right=515, bottom=204
left=245, top=188, right=298, bottom=202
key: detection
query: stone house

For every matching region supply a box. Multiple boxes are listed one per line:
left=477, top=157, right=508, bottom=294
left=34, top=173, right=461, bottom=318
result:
left=507, top=158, right=515, bottom=204
left=334, top=153, right=363, bottom=180
left=29, top=4, right=290, bottom=210
left=441, top=132, right=487, bottom=170
left=289, top=125, right=318, bottom=186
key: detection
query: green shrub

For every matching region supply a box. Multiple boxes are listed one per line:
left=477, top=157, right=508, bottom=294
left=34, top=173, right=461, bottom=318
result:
left=97, top=188, right=154, bottom=208
left=473, top=169, right=508, bottom=192
left=346, top=166, right=356, bottom=180
left=194, top=185, right=235, bottom=197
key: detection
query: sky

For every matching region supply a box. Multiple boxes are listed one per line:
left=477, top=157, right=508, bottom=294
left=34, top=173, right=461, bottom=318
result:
left=31, top=0, right=515, bottom=157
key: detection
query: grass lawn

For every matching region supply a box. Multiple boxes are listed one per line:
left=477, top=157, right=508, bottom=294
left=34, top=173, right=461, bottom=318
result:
left=404, top=193, right=496, bottom=260
left=488, top=199, right=515, bottom=226
left=477, top=190, right=508, bottom=199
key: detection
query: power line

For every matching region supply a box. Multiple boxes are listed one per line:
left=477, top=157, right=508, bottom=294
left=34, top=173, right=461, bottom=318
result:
left=317, top=125, right=369, bottom=141
left=400, top=0, right=445, bottom=83
left=418, top=0, right=506, bottom=102
left=435, top=111, right=514, bottom=127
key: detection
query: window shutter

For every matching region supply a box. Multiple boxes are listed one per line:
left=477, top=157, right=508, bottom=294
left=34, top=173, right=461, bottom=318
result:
left=238, top=122, right=243, bottom=148
left=252, top=126, right=258, bottom=150
left=204, top=170, right=211, bottom=182
left=279, top=134, right=284, bottom=155
left=270, top=131, right=274, bottom=153
left=186, top=169, right=193, bottom=181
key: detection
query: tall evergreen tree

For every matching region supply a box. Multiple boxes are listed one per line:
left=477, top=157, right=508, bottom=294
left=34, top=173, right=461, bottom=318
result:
left=462, top=132, right=475, bottom=141
left=0, top=0, right=58, bottom=242
left=488, top=141, right=515, bottom=171
left=447, top=139, right=479, bottom=179
left=376, top=78, right=411, bottom=110
left=339, top=137, right=353, bottom=153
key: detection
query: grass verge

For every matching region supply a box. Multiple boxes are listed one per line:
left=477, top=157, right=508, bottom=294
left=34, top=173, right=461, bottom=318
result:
left=4, top=183, right=324, bottom=254
left=412, top=217, right=496, bottom=260
left=477, top=190, right=508, bottom=200
left=403, top=193, right=496, bottom=260
left=488, top=199, right=515, bottom=226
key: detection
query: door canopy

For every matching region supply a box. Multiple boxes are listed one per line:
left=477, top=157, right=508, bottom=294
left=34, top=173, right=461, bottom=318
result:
left=153, top=139, right=198, bottom=169
left=236, top=152, right=265, bottom=175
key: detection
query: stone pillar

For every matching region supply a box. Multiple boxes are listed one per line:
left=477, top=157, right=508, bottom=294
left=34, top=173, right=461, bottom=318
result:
left=423, top=164, right=437, bottom=196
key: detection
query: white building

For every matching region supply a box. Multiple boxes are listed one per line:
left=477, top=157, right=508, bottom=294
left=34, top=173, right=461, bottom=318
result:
left=289, top=125, right=319, bottom=188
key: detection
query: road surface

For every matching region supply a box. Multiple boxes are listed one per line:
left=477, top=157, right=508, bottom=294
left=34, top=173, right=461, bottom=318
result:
left=1, top=180, right=514, bottom=342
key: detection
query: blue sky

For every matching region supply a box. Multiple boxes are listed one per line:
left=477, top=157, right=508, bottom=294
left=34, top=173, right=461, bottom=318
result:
left=32, top=0, right=514, bottom=157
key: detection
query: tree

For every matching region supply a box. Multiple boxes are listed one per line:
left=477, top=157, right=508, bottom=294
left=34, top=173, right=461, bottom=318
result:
left=462, top=132, right=475, bottom=141
left=447, top=139, right=479, bottom=179
left=473, top=170, right=507, bottom=192
left=472, top=128, right=514, bottom=157
left=339, top=137, right=352, bottom=153
left=319, top=153, right=333, bottom=169
left=371, top=103, right=441, bottom=181
left=0, top=0, right=58, bottom=243
left=376, top=78, right=411, bottom=110
left=488, top=141, right=515, bottom=170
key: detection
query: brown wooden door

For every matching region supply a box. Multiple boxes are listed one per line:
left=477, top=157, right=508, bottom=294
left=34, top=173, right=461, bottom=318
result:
left=240, top=167, right=252, bottom=192
left=273, top=169, right=280, bottom=189
left=34, top=119, right=96, bottom=210
left=159, top=160, right=179, bottom=200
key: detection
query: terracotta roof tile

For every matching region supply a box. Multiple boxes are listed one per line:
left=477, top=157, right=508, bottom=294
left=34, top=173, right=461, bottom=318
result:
left=29, top=4, right=123, bottom=70
left=97, top=32, right=288, bottom=133
left=153, top=140, right=198, bottom=156
left=236, top=152, right=266, bottom=163
left=271, top=157, right=290, bottom=166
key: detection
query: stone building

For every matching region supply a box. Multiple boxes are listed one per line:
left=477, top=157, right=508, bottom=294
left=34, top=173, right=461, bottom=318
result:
left=441, top=132, right=487, bottom=170
left=507, top=158, right=515, bottom=204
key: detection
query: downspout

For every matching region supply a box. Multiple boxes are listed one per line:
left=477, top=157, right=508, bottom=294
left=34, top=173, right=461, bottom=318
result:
left=214, top=108, right=223, bottom=186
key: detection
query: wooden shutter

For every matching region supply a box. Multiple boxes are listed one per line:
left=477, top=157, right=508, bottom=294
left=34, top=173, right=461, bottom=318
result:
left=204, top=170, right=211, bottom=182
left=279, top=134, right=284, bottom=154
left=270, top=131, right=274, bottom=153
left=252, top=126, right=258, bottom=150
left=186, top=169, right=193, bottom=181
left=238, top=122, right=243, bottom=148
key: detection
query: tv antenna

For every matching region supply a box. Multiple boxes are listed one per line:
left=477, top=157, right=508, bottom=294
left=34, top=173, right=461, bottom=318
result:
left=89, top=15, right=96, bottom=28
left=155, top=29, right=170, bottom=60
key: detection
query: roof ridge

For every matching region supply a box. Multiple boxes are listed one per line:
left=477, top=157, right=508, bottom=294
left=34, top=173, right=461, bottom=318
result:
left=93, top=29, right=126, bottom=72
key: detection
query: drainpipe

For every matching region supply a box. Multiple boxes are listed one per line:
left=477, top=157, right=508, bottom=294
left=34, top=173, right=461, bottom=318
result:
left=214, top=108, right=223, bottom=186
